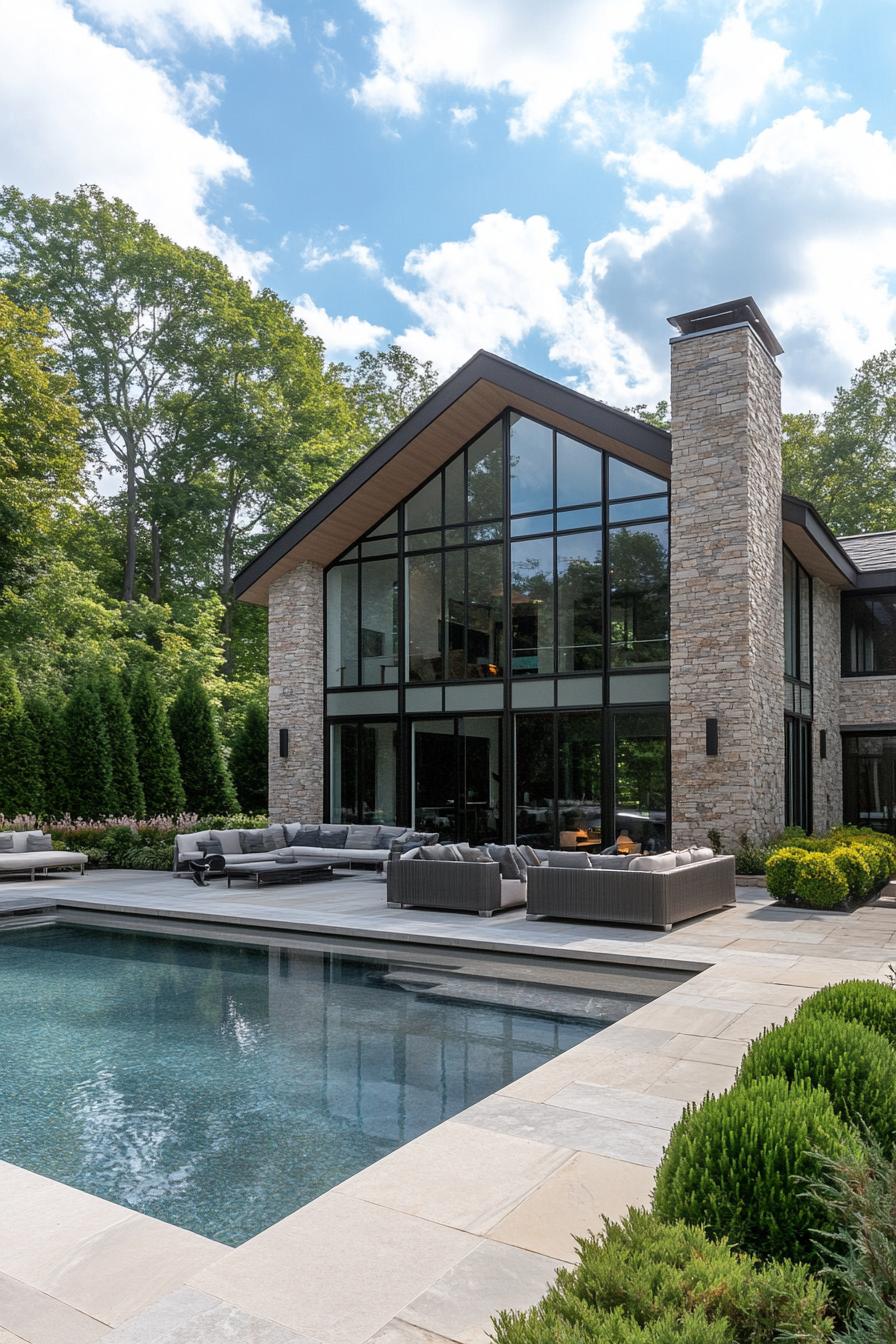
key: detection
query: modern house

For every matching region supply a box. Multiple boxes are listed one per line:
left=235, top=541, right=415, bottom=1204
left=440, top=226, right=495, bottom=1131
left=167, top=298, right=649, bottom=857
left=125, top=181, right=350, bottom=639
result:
left=235, top=297, right=896, bottom=850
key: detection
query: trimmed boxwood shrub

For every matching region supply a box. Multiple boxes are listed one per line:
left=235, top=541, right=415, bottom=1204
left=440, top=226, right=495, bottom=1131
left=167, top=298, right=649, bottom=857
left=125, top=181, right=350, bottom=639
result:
left=764, top=847, right=808, bottom=900
left=798, top=979, right=896, bottom=1051
left=792, top=853, right=849, bottom=909
left=830, top=846, right=874, bottom=900
left=737, top=1016, right=896, bottom=1151
left=491, top=1208, right=832, bottom=1344
left=652, top=1076, right=864, bottom=1268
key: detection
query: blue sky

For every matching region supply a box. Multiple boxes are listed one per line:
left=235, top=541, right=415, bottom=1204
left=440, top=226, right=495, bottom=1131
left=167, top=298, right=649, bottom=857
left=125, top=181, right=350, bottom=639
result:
left=4, top=0, right=896, bottom=410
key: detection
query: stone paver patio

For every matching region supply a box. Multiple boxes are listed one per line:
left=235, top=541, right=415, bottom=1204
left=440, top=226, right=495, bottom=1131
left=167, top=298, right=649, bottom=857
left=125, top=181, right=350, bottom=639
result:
left=1, top=868, right=895, bottom=1343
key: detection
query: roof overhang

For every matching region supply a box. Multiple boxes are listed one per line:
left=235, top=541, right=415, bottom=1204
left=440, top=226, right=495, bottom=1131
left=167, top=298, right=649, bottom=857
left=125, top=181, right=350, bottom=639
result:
left=782, top=495, right=857, bottom=588
left=235, top=350, right=671, bottom=605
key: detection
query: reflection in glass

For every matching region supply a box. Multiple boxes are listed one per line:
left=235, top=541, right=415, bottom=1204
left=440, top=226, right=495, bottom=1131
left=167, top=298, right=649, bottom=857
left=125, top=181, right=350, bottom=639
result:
left=608, top=457, right=665, bottom=499
left=326, top=565, right=358, bottom=687
left=466, top=545, right=504, bottom=678
left=512, top=512, right=553, bottom=538
left=515, top=713, right=554, bottom=847
left=331, top=720, right=397, bottom=823
left=609, top=523, right=669, bottom=667
left=843, top=593, right=896, bottom=674
left=445, top=549, right=465, bottom=680
left=511, top=537, right=554, bottom=675
left=608, top=498, right=667, bottom=524
left=844, top=734, right=896, bottom=834
left=444, top=453, right=465, bottom=524
left=614, top=710, right=667, bottom=850
left=559, top=713, right=602, bottom=840
left=510, top=414, right=553, bottom=515
left=784, top=715, right=811, bottom=830
left=407, top=552, right=443, bottom=681
left=369, top=510, right=397, bottom=537
left=557, top=434, right=601, bottom=507
left=467, top=421, right=503, bottom=520
left=412, top=716, right=501, bottom=843
left=406, top=474, right=441, bottom=531
left=557, top=506, right=601, bottom=531
left=361, top=558, right=398, bottom=685
left=557, top=530, right=602, bottom=672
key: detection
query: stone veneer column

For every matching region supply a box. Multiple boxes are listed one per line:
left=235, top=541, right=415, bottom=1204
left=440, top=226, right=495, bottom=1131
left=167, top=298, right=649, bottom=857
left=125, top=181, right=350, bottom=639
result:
left=812, top=579, right=843, bottom=831
left=267, top=561, right=324, bottom=823
left=669, top=324, right=784, bottom=849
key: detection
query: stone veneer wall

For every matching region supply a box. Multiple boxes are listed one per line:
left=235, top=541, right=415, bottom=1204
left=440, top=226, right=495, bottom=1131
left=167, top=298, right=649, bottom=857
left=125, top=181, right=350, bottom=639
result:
left=669, top=325, right=785, bottom=850
left=811, top=578, right=843, bottom=832
left=267, top=561, right=324, bottom=823
left=840, top=675, right=896, bottom=728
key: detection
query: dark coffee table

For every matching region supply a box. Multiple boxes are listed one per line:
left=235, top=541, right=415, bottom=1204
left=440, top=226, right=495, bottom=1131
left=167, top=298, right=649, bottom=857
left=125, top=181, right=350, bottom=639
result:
left=225, top=859, right=335, bottom=888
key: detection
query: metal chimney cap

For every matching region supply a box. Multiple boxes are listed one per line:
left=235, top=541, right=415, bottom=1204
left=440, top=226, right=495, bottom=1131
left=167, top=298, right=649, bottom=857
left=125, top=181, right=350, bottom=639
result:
left=667, top=296, right=783, bottom=357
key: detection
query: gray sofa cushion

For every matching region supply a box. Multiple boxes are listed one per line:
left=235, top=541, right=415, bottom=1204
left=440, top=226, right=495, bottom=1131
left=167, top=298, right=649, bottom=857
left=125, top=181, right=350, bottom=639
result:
left=287, top=825, right=321, bottom=847
left=546, top=850, right=590, bottom=869
left=240, top=830, right=269, bottom=854
left=377, top=825, right=410, bottom=843
left=516, top=844, right=542, bottom=869
left=198, top=837, right=224, bottom=857
left=25, top=833, right=54, bottom=852
left=0, top=833, right=13, bottom=852
left=455, top=844, right=492, bottom=864
left=485, top=844, right=528, bottom=881
left=319, top=825, right=348, bottom=848
left=689, top=846, right=715, bottom=863
left=345, top=824, right=383, bottom=850
left=417, top=843, right=461, bottom=862
left=628, top=851, right=677, bottom=872
left=674, top=849, right=692, bottom=866
left=587, top=853, right=633, bottom=870
left=210, top=829, right=243, bottom=855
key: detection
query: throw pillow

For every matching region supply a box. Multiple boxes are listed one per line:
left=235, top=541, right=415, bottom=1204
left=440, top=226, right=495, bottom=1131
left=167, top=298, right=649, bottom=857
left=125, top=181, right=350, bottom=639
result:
left=455, top=843, right=492, bottom=864
left=516, top=844, right=541, bottom=870
left=0, top=833, right=13, bottom=852
left=239, top=830, right=267, bottom=854
left=546, top=850, right=590, bottom=869
left=405, top=830, right=438, bottom=846
left=260, top=824, right=286, bottom=850
left=198, top=838, right=225, bottom=857
left=587, top=854, right=633, bottom=870
left=674, top=849, right=692, bottom=866
left=689, top=846, right=714, bottom=863
left=319, top=825, right=348, bottom=849
left=418, top=843, right=462, bottom=862
left=345, top=824, right=383, bottom=850
left=399, top=847, right=421, bottom=861
left=25, top=833, right=54, bottom=852
left=210, top=829, right=242, bottom=855
left=290, top=825, right=322, bottom=848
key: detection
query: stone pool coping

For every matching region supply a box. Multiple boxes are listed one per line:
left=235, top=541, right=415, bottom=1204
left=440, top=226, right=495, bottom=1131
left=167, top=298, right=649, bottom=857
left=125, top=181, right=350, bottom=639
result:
left=1, top=869, right=895, bottom=1343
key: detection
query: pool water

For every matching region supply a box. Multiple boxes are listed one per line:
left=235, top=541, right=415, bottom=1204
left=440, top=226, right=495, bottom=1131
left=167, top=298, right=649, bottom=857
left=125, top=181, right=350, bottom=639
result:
left=0, top=924, right=645, bottom=1244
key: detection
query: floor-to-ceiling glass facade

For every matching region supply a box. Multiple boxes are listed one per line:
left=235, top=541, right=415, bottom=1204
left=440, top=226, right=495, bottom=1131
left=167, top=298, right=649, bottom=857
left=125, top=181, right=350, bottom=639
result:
left=843, top=733, right=896, bottom=834
left=783, top=547, right=813, bottom=830
left=325, top=409, right=670, bottom=844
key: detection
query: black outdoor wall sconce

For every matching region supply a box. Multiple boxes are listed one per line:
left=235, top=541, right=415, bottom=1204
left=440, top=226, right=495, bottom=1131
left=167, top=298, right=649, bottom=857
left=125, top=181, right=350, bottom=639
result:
left=705, top=717, right=719, bottom=756
left=279, top=728, right=289, bottom=758
left=820, top=729, right=827, bottom=760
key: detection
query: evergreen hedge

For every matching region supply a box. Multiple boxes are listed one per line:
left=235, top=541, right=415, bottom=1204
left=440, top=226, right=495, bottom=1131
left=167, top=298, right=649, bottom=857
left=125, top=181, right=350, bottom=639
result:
left=492, top=1209, right=832, bottom=1344
left=63, top=677, right=114, bottom=819
left=798, top=980, right=896, bottom=1051
left=96, top=671, right=144, bottom=817
left=0, top=657, right=41, bottom=818
left=128, top=664, right=185, bottom=817
left=25, top=692, right=67, bottom=818
left=229, top=701, right=267, bottom=813
left=168, top=670, right=236, bottom=815
left=792, top=852, right=849, bottom=908
left=652, top=1076, right=864, bottom=1268
left=738, top=1016, right=896, bottom=1151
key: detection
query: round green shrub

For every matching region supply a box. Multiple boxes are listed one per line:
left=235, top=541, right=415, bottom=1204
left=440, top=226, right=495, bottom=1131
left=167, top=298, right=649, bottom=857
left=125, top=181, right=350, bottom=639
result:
left=855, top=840, right=891, bottom=885
left=798, top=979, right=896, bottom=1050
left=491, top=1207, right=832, bottom=1344
left=738, top=1016, right=896, bottom=1151
left=652, top=1076, right=864, bottom=1268
left=829, top=845, right=874, bottom=900
left=792, top=853, right=848, bottom=909
left=764, top=847, right=808, bottom=900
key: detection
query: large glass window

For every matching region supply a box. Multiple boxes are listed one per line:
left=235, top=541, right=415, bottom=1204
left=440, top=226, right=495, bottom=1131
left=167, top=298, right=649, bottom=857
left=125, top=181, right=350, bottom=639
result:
left=466, top=545, right=504, bottom=678
left=784, top=715, right=812, bottom=832
left=361, top=559, right=398, bottom=685
left=467, top=421, right=503, bottom=522
left=326, top=565, right=358, bottom=687
left=844, top=733, right=896, bottom=834
left=330, top=721, right=397, bottom=824
left=842, top=593, right=896, bottom=674
left=557, top=530, right=602, bottom=672
left=515, top=712, right=602, bottom=849
left=407, top=551, right=443, bottom=682
left=609, top=522, right=669, bottom=667
left=509, top=413, right=553, bottom=515
left=412, top=717, right=501, bottom=844
left=613, top=710, right=668, bottom=851
left=511, top=536, right=554, bottom=675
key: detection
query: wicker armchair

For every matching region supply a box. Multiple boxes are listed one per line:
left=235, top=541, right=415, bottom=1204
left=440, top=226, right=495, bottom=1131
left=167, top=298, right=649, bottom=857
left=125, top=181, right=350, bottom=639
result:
left=526, top=856, right=735, bottom=929
left=386, top=858, right=526, bottom=917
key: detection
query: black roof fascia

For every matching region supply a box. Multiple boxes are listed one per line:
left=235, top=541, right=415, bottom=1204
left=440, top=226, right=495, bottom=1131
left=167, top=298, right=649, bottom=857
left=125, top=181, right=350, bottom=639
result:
left=668, top=296, right=784, bottom=357
left=234, top=350, right=671, bottom=597
left=852, top=570, right=896, bottom=591
left=781, top=495, right=858, bottom=585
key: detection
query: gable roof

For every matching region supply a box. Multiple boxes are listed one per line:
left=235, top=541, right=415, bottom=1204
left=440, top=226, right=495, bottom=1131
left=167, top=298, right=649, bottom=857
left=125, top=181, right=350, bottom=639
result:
left=839, top=531, right=896, bottom=574
left=234, top=349, right=671, bottom=604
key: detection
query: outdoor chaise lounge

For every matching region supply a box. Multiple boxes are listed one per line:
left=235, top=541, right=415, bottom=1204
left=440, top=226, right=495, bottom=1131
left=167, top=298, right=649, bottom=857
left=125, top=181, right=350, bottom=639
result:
left=0, top=831, right=87, bottom=880
left=526, top=848, right=736, bottom=929
left=173, top=822, right=437, bottom=876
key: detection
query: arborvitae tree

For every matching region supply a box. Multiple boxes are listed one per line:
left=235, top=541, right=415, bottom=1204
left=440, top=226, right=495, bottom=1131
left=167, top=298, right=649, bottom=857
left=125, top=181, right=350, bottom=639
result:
left=63, top=678, right=114, bottom=819
left=25, top=693, right=67, bottom=818
left=96, top=670, right=145, bottom=817
left=0, top=658, right=42, bottom=818
left=168, top=670, right=237, bottom=815
left=128, top=664, right=185, bottom=818
left=230, top=701, right=268, bottom=812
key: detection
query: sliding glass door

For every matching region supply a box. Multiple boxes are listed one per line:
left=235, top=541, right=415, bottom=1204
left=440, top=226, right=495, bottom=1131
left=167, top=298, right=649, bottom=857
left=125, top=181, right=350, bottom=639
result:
left=411, top=717, right=502, bottom=844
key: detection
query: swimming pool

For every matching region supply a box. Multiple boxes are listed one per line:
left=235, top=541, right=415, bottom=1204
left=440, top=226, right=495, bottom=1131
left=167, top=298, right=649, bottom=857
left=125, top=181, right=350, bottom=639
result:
left=0, top=923, right=671, bottom=1244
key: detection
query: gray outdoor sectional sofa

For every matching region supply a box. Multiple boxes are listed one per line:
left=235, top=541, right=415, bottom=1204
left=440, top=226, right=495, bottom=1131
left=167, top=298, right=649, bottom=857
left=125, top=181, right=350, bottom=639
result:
left=0, top=831, right=87, bottom=880
left=173, top=822, right=437, bottom=876
left=387, top=843, right=528, bottom=917
left=526, top=848, right=736, bottom=929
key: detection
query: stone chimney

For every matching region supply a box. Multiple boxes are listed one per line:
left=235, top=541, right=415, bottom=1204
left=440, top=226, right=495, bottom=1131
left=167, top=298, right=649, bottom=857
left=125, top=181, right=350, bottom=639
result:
left=667, top=298, right=785, bottom=849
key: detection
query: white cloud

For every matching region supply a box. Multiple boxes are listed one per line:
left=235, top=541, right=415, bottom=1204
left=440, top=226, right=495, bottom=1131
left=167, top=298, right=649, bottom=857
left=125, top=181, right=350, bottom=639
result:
left=450, top=105, right=478, bottom=127
left=685, top=10, right=798, bottom=130
left=0, top=0, right=268, bottom=282
left=386, top=212, right=572, bottom=369
left=352, top=0, right=648, bottom=139
left=76, top=0, right=290, bottom=48
left=301, top=237, right=380, bottom=274
left=293, top=295, right=389, bottom=359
